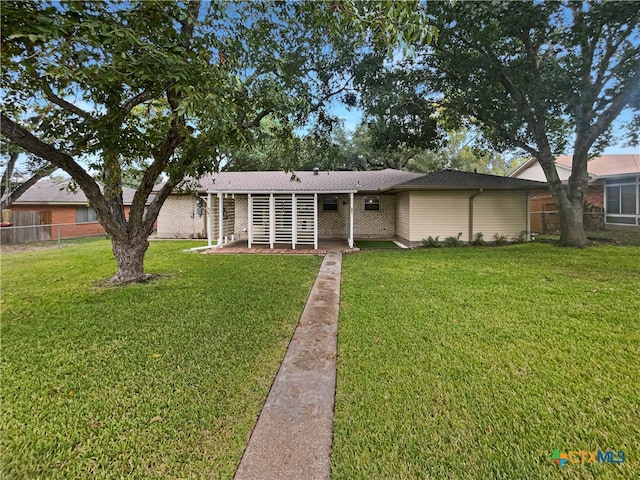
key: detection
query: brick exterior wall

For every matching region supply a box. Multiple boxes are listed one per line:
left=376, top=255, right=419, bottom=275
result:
left=8, top=205, right=113, bottom=239
left=353, top=194, right=395, bottom=238
left=318, top=193, right=395, bottom=239
left=234, top=195, right=248, bottom=239
left=157, top=194, right=250, bottom=240
left=156, top=196, right=207, bottom=239
left=318, top=193, right=349, bottom=237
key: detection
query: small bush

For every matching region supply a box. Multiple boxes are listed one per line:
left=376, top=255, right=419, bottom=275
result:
left=471, top=232, right=485, bottom=246
left=444, top=232, right=464, bottom=247
left=422, top=236, right=442, bottom=248
left=516, top=230, right=528, bottom=244
left=494, top=233, right=508, bottom=246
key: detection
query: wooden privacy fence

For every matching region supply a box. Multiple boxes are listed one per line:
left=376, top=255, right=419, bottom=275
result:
left=530, top=210, right=605, bottom=234
left=529, top=196, right=604, bottom=234
left=0, top=211, right=52, bottom=244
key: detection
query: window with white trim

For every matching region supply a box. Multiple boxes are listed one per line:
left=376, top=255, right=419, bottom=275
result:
left=605, top=176, right=640, bottom=226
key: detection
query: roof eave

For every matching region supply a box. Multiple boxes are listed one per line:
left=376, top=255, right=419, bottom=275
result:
left=387, top=184, right=547, bottom=191
left=205, top=189, right=359, bottom=195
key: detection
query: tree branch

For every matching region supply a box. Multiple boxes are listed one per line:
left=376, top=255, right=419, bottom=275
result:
left=142, top=176, right=179, bottom=234
left=121, top=90, right=157, bottom=114
left=0, top=114, right=125, bottom=232
left=41, top=80, right=94, bottom=121
left=243, top=109, right=272, bottom=129
left=0, top=163, right=57, bottom=210
left=582, top=63, right=640, bottom=151
left=471, top=111, right=539, bottom=157
left=0, top=151, right=19, bottom=199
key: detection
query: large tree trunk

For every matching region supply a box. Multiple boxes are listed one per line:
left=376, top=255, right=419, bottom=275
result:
left=557, top=196, right=589, bottom=247
left=535, top=144, right=590, bottom=247
left=110, top=235, right=152, bottom=284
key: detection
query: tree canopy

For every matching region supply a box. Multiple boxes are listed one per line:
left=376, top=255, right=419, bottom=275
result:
left=352, top=0, right=639, bottom=246
left=1, top=0, right=431, bottom=281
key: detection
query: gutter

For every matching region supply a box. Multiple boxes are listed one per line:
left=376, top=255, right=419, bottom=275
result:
left=468, top=189, right=483, bottom=243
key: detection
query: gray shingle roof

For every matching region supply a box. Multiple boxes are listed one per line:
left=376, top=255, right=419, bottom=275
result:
left=394, top=169, right=547, bottom=190
left=12, top=179, right=150, bottom=205
left=201, top=169, right=424, bottom=193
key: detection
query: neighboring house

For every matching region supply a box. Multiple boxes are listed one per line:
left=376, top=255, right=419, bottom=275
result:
left=7, top=179, right=152, bottom=239
left=509, top=154, right=640, bottom=232
left=156, top=169, right=546, bottom=248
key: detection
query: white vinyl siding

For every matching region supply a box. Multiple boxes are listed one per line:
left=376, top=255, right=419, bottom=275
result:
left=395, top=192, right=410, bottom=240
left=473, top=191, right=527, bottom=240
left=408, top=191, right=469, bottom=241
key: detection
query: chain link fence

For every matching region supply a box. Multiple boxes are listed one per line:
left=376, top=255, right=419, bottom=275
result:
left=0, top=221, right=106, bottom=246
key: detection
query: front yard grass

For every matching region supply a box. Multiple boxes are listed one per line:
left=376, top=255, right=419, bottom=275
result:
left=355, top=240, right=400, bottom=250
left=333, top=244, right=639, bottom=479
left=1, top=239, right=321, bottom=479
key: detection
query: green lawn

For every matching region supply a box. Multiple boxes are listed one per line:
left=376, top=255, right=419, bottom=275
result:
left=333, top=244, right=640, bottom=479
left=1, top=239, right=321, bottom=479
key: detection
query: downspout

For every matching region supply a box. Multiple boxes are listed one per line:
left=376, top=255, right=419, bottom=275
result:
left=468, top=189, right=483, bottom=243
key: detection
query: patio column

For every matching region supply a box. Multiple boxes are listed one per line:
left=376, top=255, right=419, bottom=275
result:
left=207, top=192, right=213, bottom=248
left=269, top=193, right=275, bottom=249
left=292, top=193, right=297, bottom=250
left=348, top=192, right=354, bottom=248
left=217, top=192, right=224, bottom=248
left=248, top=193, right=252, bottom=249
left=314, top=193, right=318, bottom=250
left=231, top=194, right=235, bottom=241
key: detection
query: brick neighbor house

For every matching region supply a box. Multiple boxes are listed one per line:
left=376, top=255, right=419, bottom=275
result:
left=509, top=154, right=640, bottom=233
left=6, top=179, right=154, bottom=240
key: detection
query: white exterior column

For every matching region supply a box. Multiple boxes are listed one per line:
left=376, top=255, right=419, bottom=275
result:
left=292, top=193, right=297, bottom=250
left=314, top=193, right=318, bottom=250
left=269, top=193, right=275, bottom=249
left=248, top=194, right=252, bottom=249
left=217, top=192, right=224, bottom=248
left=231, top=194, right=235, bottom=241
left=348, top=192, right=354, bottom=248
left=206, top=193, right=213, bottom=247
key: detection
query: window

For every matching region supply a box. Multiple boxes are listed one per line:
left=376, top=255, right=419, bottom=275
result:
left=364, top=196, right=380, bottom=211
left=605, top=176, right=639, bottom=226
left=76, top=206, right=97, bottom=223
left=606, top=186, right=620, bottom=214
left=322, top=196, right=338, bottom=211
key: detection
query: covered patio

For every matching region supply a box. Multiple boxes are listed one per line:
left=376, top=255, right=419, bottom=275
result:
left=206, top=191, right=357, bottom=250
left=202, top=237, right=355, bottom=255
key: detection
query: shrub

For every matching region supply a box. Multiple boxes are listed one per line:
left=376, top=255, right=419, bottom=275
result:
left=444, top=232, right=464, bottom=247
left=471, top=232, right=485, bottom=246
left=422, top=236, right=442, bottom=248
left=494, top=233, right=508, bottom=246
left=516, top=230, right=528, bottom=244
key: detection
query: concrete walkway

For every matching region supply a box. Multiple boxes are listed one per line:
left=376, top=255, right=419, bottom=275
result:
left=234, top=250, right=342, bottom=480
